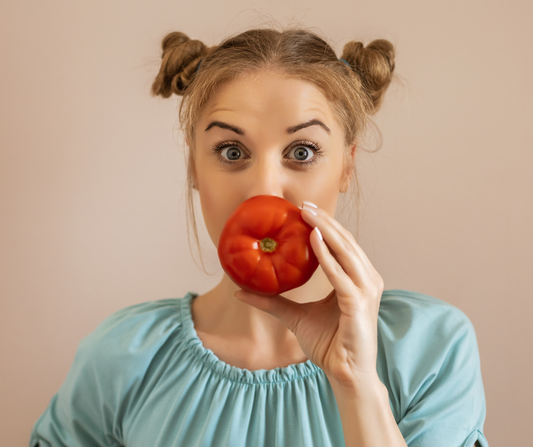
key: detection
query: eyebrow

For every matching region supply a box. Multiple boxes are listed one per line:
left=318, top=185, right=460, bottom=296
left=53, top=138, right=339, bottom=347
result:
left=204, top=118, right=331, bottom=135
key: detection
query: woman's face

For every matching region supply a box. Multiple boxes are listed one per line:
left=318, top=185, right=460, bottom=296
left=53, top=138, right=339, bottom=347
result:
left=192, top=69, right=355, bottom=248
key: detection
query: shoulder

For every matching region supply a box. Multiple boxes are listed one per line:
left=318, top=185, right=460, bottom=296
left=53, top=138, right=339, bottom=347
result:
left=72, top=295, right=192, bottom=383
left=378, top=288, right=477, bottom=349
left=377, top=290, right=482, bottom=396
left=378, top=290, right=488, bottom=444
left=377, top=289, right=485, bottom=419
left=30, top=295, right=195, bottom=445
left=84, top=297, right=186, bottom=339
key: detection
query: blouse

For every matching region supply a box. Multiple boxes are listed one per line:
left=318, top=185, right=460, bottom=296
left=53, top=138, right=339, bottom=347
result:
left=30, top=289, right=489, bottom=446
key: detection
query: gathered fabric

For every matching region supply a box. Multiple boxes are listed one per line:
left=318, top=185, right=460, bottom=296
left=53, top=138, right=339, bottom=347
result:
left=30, top=290, right=489, bottom=447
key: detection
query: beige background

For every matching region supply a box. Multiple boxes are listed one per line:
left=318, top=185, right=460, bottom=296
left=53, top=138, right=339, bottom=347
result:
left=1, top=0, right=531, bottom=445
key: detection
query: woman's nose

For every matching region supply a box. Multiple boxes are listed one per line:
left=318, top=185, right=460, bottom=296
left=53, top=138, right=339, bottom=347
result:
left=245, top=159, right=285, bottom=200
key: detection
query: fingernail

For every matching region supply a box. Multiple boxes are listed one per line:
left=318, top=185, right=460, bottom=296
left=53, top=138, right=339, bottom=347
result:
left=303, top=204, right=318, bottom=216
left=303, top=200, right=318, bottom=208
left=315, top=227, right=323, bottom=241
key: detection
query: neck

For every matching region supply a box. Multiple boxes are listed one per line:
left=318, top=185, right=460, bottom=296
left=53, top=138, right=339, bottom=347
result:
left=191, top=265, right=333, bottom=349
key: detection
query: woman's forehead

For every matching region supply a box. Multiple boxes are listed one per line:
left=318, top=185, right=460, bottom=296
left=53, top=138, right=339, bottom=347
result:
left=201, top=72, right=334, bottom=122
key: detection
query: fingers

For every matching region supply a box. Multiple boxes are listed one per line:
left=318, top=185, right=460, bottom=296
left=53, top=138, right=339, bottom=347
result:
left=309, top=206, right=374, bottom=274
left=301, top=204, right=383, bottom=294
left=309, top=227, right=363, bottom=307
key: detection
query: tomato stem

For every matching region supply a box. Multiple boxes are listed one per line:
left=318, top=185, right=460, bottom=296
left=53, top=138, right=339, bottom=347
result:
left=260, top=237, right=277, bottom=253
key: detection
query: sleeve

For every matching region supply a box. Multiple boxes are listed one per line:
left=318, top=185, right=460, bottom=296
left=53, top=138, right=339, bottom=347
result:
left=29, top=298, right=182, bottom=447
left=29, top=325, right=125, bottom=447
left=396, top=308, right=489, bottom=447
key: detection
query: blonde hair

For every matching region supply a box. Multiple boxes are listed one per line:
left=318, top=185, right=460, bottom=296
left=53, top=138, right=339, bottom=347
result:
left=151, top=26, right=396, bottom=273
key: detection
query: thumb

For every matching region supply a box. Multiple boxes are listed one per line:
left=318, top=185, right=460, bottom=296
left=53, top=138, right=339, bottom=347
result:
left=234, top=290, right=304, bottom=334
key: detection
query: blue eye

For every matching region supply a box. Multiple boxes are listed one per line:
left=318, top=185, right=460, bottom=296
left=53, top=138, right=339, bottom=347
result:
left=289, top=146, right=314, bottom=162
left=220, top=145, right=242, bottom=161
left=211, top=140, right=323, bottom=166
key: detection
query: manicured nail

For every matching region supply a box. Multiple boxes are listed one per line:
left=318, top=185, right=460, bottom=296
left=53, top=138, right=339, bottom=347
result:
left=315, top=227, right=323, bottom=241
left=302, top=204, right=318, bottom=216
left=303, top=200, right=318, bottom=208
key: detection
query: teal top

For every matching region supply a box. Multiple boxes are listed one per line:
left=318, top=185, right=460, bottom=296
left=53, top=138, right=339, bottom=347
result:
left=30, top=290, right=489, bottom=447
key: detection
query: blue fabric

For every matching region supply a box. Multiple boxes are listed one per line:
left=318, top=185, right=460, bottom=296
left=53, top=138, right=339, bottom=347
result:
left=30, top=290, right=489, bottom=447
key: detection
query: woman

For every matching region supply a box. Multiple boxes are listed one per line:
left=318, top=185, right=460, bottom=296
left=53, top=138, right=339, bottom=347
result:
left=30, top=27, right=488, bottom=447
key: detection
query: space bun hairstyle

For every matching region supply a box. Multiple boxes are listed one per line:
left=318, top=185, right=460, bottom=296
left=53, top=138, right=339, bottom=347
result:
left=151, top=32, right=210, bottom=97
left=340, top=39, right=395, bottom=114
left=151, top=26, right=396, bottom=269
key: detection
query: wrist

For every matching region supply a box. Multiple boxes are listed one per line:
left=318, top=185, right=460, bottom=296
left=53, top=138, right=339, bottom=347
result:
left=328, top=374, right=406, bottom=447
left=327, top=372, right=387, bottom=399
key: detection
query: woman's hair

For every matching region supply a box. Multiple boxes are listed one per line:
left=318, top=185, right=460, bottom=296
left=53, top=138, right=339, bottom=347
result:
left=151, top=26, right=396, bottom=273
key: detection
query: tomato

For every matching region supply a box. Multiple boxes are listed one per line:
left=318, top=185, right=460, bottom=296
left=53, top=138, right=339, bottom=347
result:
left=217, top=195, right=319, bottom=297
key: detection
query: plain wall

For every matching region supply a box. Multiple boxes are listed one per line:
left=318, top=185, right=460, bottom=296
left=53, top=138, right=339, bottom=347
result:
left=1, top=0, right=532, bottom=445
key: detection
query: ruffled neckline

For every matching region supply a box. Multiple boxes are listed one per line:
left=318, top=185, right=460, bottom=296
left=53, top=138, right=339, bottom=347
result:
left=178, top=291, right=322, bottom=385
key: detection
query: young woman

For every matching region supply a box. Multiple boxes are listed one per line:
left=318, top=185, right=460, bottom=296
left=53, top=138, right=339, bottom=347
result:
left=30, top=27, right=488, bottom=447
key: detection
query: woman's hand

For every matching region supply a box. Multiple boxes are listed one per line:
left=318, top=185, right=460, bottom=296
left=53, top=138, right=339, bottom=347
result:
left=234, top=201, right=385, bottom=389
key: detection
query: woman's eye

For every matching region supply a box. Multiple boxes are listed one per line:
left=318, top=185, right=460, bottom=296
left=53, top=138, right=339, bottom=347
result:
left=288, top=145, right=315, bottom=162
left=220, top=146, right=243, bottom=161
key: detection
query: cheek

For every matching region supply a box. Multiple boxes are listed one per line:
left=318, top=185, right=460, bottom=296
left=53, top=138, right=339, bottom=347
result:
left=303, top=175, right=341, bottom=215
left=194, top=159, right=220, bottom=243
left=196, top=171, right=241, bottom=247
left=198, top=185, right=224, bottom=246
left=301, top=159, right=346, bottom=213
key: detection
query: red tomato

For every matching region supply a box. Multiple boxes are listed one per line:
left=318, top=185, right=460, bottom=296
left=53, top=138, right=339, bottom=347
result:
left=217, top=195, right=319, bottom=296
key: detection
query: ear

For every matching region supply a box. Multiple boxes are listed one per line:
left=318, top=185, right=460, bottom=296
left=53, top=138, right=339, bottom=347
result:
left=339, top=144, right=356, bottom=193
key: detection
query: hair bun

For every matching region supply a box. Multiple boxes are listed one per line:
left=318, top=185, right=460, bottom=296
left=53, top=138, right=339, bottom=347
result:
left=341, top=39, right=395, bottom=113
left=151, top=31, right=207, bottom=98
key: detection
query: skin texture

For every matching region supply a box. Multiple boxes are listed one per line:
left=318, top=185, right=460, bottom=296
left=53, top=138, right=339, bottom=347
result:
left=190, top=68, right=357, bottom=370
